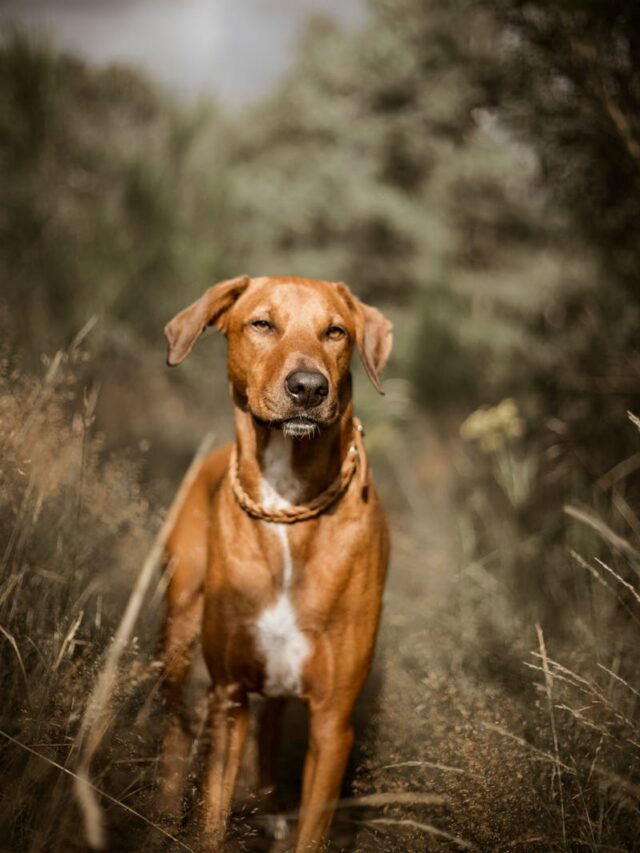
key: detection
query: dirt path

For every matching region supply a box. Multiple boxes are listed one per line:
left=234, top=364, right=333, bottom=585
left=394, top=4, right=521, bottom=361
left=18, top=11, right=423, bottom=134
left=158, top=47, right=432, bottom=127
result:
left=334, top=421, right=552, bottom=852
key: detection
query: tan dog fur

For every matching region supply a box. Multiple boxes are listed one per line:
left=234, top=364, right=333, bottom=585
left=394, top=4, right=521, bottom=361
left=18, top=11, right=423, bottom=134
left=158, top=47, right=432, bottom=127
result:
left=159, top=276, right=392, bottom=850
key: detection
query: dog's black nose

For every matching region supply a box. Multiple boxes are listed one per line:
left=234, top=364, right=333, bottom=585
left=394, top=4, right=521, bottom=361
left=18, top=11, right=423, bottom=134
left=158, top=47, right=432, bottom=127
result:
left=285, top=370, right=329, bottom=408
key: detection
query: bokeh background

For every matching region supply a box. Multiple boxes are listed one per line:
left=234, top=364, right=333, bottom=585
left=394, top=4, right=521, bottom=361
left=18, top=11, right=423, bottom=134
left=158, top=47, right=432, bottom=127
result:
left=1, top=1, right=640, bottom=850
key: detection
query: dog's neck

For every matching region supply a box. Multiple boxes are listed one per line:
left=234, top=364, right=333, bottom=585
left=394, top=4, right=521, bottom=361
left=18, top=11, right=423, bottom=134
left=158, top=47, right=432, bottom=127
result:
left=232, top=403, right=355, bottom=508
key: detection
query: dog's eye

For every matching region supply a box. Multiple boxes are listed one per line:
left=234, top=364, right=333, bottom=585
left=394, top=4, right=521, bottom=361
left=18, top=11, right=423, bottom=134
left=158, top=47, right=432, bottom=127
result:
left=250, top=319, right=274, bottom=333
left=326, top=325, right=347, bottom=341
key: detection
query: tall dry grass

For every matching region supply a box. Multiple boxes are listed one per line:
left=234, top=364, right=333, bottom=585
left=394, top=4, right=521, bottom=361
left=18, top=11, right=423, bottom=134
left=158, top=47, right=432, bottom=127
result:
left=0, top=325, right=171, bottom=852
left=448, top=402, right=640, bottom=850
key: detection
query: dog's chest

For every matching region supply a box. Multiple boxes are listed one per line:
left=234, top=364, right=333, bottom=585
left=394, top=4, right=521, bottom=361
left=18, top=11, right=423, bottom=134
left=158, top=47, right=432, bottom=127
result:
left=253, top=434, right=311, bottom=697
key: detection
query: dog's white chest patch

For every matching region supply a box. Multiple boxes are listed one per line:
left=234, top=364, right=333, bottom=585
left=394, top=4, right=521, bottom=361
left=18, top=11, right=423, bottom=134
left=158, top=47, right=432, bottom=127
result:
left=254, top=434, right=310, bottom=697
left=255, top=593, right=310, bottom=697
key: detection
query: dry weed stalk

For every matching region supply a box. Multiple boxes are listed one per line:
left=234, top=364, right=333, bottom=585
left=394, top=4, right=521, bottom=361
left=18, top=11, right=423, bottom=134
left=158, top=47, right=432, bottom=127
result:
left=358, top=816, right=475, bottom=849
left=0, top=729, right=193, bottom=851
left=569, top=549, right=640, bottom=630
left=73, top=432, right=215, bottom=849
left=535, top=624, right=567, bottom=849
left=564, top=504, right=640, bottom=562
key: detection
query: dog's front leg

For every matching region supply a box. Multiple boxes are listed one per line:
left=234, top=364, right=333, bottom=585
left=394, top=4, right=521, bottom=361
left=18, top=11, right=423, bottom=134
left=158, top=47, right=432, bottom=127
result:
left=201, top=684, right=249, bottom=847
left=158, top=458, right=212, bottom=821
left=296, top=706, right=354, bottom=851
left=158, top=586, right=203, bottom=822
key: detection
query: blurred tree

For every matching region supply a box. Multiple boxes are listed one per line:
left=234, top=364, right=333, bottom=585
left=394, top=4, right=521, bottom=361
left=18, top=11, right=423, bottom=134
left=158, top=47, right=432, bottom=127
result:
left=484, top=0, right=640, bottom=478
left=499, top=0, right=640, bottom=285
left=227, top=0, right=640, bottom=483
left=227, top=0, right=593, bottom=409
left=0, top=31, right=233, bottom=359
left=3, top=2, right=639, bottom=484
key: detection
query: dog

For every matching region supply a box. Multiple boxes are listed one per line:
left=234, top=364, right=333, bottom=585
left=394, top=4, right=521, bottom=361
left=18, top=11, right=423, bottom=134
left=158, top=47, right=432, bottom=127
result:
left=159, top=275, right=392, bottom=850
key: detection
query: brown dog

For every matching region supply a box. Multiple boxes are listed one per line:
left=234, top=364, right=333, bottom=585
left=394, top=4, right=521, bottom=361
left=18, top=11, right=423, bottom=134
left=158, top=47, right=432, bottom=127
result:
left=160, top=275, right=392, bottom=850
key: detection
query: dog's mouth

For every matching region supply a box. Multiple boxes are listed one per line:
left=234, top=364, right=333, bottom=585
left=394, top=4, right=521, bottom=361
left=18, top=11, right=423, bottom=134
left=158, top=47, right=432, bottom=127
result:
left=281, top=416, right=321, bottom=439
left=252, top=414, right=322, bottom=440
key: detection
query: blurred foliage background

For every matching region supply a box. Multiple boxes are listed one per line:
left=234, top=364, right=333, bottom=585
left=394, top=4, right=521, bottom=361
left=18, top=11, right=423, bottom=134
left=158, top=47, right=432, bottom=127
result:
left=1, top=0, right=640, bottom=850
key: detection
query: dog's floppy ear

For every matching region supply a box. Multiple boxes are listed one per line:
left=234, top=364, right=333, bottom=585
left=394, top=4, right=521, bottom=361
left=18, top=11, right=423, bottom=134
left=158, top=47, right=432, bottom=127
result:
left=336, top=283, right=393, bottom=394
left=164, top=275, right=250, bottom=366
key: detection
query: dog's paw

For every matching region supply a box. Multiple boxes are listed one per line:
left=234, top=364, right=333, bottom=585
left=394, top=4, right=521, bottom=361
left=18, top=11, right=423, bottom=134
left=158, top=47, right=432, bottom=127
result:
left=265, top=814, right=289, bottom=841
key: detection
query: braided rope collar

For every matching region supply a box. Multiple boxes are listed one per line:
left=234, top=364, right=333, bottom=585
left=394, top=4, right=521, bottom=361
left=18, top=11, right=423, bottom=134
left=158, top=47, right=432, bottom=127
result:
left=229, top=418, right=367, bottom=524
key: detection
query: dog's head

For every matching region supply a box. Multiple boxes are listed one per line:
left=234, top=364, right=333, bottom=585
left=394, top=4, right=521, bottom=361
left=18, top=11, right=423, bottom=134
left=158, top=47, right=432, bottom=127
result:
left=164, top=276, right=392, bottom=438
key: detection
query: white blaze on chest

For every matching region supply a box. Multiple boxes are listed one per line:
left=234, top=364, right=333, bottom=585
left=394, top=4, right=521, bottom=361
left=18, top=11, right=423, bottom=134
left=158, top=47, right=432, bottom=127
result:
left=254, top=433, right=310, bottom=697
